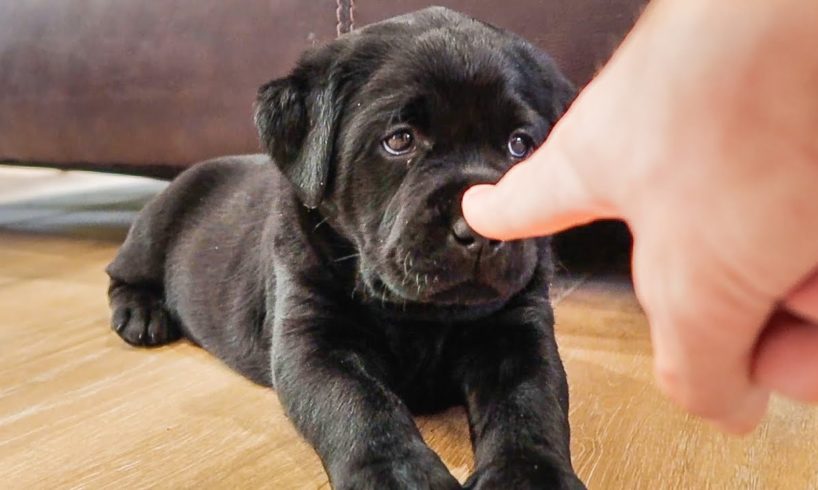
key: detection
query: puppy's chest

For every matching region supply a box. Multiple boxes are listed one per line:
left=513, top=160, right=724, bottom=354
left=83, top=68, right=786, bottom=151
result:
left=382, top=323, right=462, bottom=412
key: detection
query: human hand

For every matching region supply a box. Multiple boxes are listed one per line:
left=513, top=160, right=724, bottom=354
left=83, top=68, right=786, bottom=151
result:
left=462, top=0, right=818, bottom=432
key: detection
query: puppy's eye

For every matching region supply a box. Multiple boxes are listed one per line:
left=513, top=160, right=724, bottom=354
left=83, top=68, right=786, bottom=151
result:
left=507, top=133, right=534, bottom=159
left=382, top=129, right=415, bottom=156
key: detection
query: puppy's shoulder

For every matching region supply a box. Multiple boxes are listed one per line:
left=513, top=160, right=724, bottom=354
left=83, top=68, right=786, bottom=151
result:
left=164, top=154, right=277, bottom=195
left=141, top=154, right=283, bottom=223
left=180, top=154, right=274, bottom=182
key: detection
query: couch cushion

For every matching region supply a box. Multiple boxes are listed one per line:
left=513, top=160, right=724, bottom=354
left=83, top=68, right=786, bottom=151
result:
left=0, top=1, right=645, bottom=171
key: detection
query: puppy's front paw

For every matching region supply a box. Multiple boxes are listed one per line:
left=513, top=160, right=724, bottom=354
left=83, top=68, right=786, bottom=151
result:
left=464, top=456, right=585, bottom=490
left=109, top=283, right=180, bottom=347
left=335, top=452, right=462, bottom=490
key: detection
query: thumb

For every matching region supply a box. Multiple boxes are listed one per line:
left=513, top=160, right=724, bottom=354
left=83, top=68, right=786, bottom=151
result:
left=754, top=269, right=818, bottom=403
left=461, top=129, right=614, bottom=241
left=754, top=313, right=818, bottom=403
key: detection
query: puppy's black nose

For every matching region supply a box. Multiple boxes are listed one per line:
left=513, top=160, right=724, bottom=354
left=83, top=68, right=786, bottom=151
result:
left=451, top=216, right=501, bottom=253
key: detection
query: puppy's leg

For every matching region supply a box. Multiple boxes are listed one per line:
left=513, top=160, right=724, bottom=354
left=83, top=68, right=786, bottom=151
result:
left=273, top=303, right=461, bottom=489
left=106, top=184, right=184, bottom=348
left=458, top=319, right=585, bottom=490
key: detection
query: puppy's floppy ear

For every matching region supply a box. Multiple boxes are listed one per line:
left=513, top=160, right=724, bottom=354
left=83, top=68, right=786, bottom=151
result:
left=549, top=71, right=576, bottom=120
left=513, top=42, right=577, bottom=123
left=254, top=70, right=340, bottom=209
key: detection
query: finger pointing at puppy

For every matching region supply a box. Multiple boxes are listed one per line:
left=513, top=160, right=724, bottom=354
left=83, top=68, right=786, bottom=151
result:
left=462, top=121, right=614, bottom=241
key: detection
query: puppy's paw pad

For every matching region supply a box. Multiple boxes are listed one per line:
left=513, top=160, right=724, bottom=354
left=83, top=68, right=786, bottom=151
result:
left=109, top=286, right=179, bottom=347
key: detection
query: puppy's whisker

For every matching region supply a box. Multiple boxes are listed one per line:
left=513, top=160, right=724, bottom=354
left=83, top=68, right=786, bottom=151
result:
left=333, top=253, right=361, bottom=263
left=313, top=217, right=329, bottom=232
left=379, top=284, right=388, bottom=308
left=403, top=252, right=411, bottom=276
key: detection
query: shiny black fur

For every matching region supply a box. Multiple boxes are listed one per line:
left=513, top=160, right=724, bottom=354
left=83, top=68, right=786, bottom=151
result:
left=106, top=7, right=584, bottom=489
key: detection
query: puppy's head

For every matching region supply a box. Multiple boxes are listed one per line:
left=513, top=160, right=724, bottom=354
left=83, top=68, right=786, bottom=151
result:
left=255, top=7, right=574, bottom=312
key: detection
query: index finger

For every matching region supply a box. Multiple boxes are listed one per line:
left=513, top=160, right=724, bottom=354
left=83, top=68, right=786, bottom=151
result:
left=462, top=136, right=615, bottom=241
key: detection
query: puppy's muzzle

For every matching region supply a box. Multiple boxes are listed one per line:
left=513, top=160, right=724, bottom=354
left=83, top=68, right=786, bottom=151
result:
left=450, top=215, right=503, bottom=258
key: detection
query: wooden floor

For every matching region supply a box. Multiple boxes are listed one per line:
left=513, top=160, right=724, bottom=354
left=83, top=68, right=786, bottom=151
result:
left=1, top=167, right=816, bottom=489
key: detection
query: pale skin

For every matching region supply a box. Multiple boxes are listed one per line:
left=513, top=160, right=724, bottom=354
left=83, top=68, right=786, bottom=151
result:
left=462, top=0, right=818, bottom=433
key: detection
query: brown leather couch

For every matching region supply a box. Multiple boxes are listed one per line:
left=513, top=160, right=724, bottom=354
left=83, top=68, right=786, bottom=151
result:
left=0, top=0, right=647, bottom=178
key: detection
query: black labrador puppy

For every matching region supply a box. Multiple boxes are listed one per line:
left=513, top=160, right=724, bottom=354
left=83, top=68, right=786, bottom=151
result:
left=106, top=7, right=584, bottom=489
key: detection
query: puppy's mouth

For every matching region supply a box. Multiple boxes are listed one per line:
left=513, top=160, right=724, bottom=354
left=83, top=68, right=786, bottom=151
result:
left=361, top=266, right=514, bottom=308
left=354, top=237, right=537, bottom=313
left=425, top=280, right=506, bottom=304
